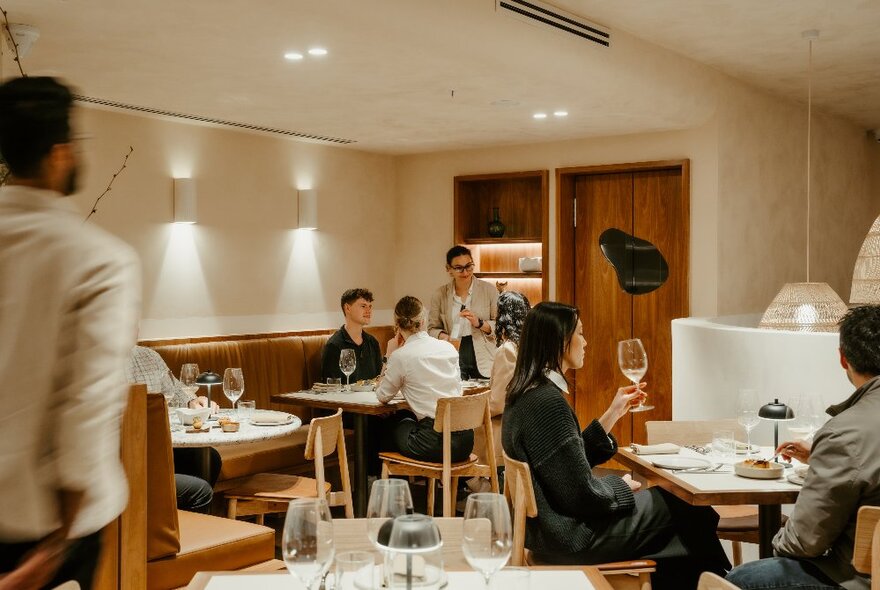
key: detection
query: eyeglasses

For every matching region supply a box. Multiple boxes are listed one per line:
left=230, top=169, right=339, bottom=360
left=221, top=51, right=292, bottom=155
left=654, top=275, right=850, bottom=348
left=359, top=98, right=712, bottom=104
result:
left=450, top=263, right=475, bottom=273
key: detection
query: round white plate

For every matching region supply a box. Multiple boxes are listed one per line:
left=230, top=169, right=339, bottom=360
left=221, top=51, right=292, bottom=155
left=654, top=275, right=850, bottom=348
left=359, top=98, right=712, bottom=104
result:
left=249, top=411, right=294, bottom=426
left=351, top=384, right=376, bottom=392
left=650, top=456, right=712, bottom=470
left=786, top=473, right=806, bottom=486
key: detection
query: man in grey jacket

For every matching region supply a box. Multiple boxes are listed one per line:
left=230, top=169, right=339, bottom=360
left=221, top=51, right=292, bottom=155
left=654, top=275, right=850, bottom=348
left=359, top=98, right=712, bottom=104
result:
left=727, top=305, right=880, bottom=590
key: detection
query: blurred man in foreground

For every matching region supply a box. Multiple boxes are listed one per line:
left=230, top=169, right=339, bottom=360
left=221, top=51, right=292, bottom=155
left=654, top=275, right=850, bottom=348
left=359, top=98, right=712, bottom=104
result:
left=0, top=77, right=140, bottom=589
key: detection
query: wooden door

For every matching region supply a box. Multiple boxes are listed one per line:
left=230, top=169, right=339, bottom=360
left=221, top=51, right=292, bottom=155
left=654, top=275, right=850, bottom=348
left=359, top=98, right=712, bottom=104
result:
left=563, top=162, right=689, bottom=447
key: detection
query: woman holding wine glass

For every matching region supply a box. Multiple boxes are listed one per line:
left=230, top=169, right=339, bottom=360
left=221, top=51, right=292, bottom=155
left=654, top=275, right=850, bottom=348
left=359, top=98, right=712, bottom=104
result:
left=501, top=302, right=730, bottom=590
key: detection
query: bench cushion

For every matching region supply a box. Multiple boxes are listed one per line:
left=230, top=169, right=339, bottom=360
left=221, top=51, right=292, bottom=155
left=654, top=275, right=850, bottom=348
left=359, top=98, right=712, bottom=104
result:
left=146, top=510, right=275, bottom=590
left=215, top=429, right=309, bottom=482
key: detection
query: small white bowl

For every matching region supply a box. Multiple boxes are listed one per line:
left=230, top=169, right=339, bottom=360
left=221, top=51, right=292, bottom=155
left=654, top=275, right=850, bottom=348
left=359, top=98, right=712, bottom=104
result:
left=176, top=407, right=212, bottom=426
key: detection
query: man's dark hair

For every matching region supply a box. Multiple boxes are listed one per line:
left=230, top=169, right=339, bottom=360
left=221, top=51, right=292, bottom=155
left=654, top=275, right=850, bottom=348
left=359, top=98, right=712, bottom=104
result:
left=839, top=305, right=880, bottom=376
left=341, top=288, right=373, bottom=311
left=0, top=77, right=74, bottom=178
left=445, top=245, right=472, bottom=266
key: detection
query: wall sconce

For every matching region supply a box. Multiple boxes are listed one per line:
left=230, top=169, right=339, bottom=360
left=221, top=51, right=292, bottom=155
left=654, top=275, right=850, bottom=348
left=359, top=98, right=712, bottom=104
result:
left=297, top=188, right=318, bottom=230
left=173, top=178, right=197, bottom=224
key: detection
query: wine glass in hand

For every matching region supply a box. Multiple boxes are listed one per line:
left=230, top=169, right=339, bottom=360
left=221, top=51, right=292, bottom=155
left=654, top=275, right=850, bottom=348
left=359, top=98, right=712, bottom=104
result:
left=282, top=498, right=335, bottom=590
left=222, top=368, right=244, bottom=413
left=339, top=349, right=357, bottom=391
left=462, top=493, right=512, bottom=588
left=737, top=388, right=760, bottom=458
left=618, top=338, right=652, bottom=412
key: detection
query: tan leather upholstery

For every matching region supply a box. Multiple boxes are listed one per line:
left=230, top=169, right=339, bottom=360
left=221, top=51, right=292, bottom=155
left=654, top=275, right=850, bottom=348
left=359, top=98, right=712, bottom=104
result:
left=145, top=394, right=182, bottom=561
left=146, top=511, right=274, bottom=590
left=215, top=429, right=309, bottom=482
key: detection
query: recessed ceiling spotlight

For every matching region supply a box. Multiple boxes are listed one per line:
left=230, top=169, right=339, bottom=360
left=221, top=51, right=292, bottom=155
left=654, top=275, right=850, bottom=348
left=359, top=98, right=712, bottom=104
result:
left=308, top=47, right=328, bottom=56
left=284, top=52, right=304, bottom=61
left=533, top=113, right=547, bottom=119
left=554, top=110, right=568, bottom=117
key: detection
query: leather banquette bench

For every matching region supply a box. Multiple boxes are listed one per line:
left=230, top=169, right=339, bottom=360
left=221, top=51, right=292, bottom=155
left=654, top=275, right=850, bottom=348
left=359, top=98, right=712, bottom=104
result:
left=140, top=326, right=393, bottom=492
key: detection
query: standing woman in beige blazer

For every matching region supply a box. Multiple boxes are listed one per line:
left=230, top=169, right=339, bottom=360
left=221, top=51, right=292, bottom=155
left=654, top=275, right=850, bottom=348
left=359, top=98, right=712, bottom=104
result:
left=428, top=245, right=498, bottom=379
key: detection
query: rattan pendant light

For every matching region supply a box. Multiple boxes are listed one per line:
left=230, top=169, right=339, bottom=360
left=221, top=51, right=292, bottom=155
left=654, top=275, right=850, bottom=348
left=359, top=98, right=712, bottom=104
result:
left=759, top=31, right=848, bottom=333
left=849, top=215, right=880, bottom=305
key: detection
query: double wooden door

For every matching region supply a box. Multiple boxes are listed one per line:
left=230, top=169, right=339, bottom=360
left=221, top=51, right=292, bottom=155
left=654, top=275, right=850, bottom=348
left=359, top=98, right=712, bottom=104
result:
left=557, top=161, right=689, bottom=447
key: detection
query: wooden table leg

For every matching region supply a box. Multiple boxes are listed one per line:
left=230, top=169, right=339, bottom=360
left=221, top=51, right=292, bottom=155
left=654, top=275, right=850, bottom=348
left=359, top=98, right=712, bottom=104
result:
left=354, top=414, right=368, bottom=517
left=758, top=504, right=782, bottom=558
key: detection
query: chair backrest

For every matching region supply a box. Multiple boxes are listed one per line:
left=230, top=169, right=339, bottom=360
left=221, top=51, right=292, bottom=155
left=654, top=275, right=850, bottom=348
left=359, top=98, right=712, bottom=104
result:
left=305, top=409, right=353, bottom=518
left=853, top=505, right=880, bottom=576
left=145, top=394, right=182, bottom=560
left=435, top=391, right=490, bottom=433
left=646, top=419, right=745, bottom=446
left=697, top=572, right=740, bottom=590
left=502, top=451, right=538, bottom=567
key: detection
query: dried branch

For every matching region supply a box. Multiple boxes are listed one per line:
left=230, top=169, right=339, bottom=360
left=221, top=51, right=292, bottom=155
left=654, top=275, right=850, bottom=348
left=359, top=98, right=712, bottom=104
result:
left=84, top=146, right=133, bottom=222
left=0, top=4, right=27, bottom=78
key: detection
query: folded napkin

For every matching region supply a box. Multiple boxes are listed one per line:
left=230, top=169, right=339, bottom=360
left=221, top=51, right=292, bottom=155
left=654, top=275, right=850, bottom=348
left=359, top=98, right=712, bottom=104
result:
left=630, top=443, right=681, bottom=455
left=251, top=411, right=290, bottom=424
left=311, top=383, right=339, bottom=393
left=793, top=464, right=810, bottom=478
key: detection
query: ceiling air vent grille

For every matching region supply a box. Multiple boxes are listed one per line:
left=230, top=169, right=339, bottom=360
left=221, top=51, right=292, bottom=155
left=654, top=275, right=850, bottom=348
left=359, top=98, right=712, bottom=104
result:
left=496, top=0, right=610, bottom=48
left=73, top=95, right=357, bottom=145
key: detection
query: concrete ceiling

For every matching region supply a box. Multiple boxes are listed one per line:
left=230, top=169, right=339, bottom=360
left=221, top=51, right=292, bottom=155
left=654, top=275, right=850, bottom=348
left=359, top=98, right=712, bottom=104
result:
left=2, top=0, right=878, bottom=154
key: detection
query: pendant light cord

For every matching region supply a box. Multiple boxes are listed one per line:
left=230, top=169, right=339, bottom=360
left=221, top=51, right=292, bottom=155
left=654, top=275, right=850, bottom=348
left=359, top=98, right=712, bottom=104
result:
left=806, top=36, right=813, bottom=283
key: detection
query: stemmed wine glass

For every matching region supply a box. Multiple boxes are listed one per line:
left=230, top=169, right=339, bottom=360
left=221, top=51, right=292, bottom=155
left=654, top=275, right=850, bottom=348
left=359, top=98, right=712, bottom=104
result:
left=366, top=479, right=413, bottom=586
left=282, top=498, right=335, bottom=590
left=462, top=493, right=512, bottom=588
left=790, top=395, right=824, bottom=441
left=618, top=338, right=653, bottom=412
left=179, top=363, right=200, bottom=401
left=222, top=368, right=244, bottom=414
left=737, top=388, right=760, bottom=459
left=339, top=349, right=357, bottom=391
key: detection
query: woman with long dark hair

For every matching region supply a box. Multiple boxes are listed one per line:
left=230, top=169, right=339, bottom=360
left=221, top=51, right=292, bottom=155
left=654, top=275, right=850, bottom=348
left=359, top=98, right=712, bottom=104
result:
left=502, top=302, right=730, bottom=589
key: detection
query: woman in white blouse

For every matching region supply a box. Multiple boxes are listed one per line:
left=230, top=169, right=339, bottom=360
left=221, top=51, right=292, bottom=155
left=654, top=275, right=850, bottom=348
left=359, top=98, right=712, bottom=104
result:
left=376, top=295, right=473, bottom=462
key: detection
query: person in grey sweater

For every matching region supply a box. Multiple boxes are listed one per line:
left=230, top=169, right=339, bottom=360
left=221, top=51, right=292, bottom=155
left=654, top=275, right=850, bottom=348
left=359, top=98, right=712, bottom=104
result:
left=727, top=305, right=880, bottom=590
left=502, top=301, right=730, bottom=590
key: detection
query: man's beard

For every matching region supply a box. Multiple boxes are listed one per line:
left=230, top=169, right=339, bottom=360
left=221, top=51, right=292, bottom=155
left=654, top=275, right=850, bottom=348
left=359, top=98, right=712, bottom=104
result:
left=62, top=163, right=79, bottom=196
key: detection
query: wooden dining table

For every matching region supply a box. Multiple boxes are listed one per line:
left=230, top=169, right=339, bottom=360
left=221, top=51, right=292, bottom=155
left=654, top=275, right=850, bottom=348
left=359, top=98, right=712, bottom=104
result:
left=615, top=447, right=802, bottom=558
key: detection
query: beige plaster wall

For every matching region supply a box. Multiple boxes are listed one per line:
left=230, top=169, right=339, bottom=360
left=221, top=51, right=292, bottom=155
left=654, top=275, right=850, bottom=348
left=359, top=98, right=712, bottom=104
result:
left=716, top=84, right=880, bottom=314
left=72, top=107, right=398, bottom=339
left=393, top=120, right=720, bottom=316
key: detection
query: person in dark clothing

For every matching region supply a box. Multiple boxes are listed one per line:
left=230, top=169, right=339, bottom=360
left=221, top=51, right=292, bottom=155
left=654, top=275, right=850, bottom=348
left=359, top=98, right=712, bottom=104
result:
left=321, top=288, right=383, bottom=384
left=502, top=301, right=730, bottom=590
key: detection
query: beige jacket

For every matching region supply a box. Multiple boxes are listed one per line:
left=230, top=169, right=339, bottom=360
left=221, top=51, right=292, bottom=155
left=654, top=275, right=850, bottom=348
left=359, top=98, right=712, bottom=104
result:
left=773, top=375, right=880, bottom=590
left=474, top=340, right=516, bottom=464
left=428, top=278, right=498, bottom=377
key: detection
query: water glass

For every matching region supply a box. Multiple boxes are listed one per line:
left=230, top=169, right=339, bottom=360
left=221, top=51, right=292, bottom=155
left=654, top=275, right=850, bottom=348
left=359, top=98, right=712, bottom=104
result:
left=326, top=377, right=342, bottom=392
left=237, top=399, right=255, bottom=420
left=712, top=429, right=735, bottom=464
left=335, top=551, right=375, bottom=590
left=282, top=498, right=335, bottom=590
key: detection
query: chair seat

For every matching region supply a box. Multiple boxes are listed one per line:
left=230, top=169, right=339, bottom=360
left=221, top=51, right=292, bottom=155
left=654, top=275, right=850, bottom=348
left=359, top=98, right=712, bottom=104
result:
left=379, top=451, right=478, bottom=472
left=527, top=550, right=655, bottom=573
left=147, top=510, right=274, bottom=590
left=224, top=472, right=331, bottom=500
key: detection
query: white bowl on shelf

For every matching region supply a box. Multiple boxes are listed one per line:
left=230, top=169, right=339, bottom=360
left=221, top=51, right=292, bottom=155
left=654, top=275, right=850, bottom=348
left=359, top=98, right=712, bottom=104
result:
left=518, top=257, right=542, bottom=272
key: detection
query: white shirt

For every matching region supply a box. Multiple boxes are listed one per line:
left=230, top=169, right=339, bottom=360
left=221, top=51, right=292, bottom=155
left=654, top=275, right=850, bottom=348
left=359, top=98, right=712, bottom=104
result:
left=375, top=331, right=462, bottom=420
left=0, top=185, right=141, bottom=541
left=449, top=280, right=473, bottom=340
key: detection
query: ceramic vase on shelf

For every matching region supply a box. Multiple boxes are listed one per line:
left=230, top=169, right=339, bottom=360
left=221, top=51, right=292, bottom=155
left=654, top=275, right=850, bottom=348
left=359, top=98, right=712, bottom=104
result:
left=487, top=207, right=506, bottom=238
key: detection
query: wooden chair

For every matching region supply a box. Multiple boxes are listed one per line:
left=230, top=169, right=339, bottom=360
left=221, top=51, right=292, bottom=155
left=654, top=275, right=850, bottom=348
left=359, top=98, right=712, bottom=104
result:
left=502, top=451, right=655, bottom=590
left=853, top=505, right=880, bottom=588
left=697, top=572, right=740, bottom=590
left=646, top=420, right=762, bottom=567
left=379, top=392, right=498, bottom=517
left=225, top=409, right=353, bottom=521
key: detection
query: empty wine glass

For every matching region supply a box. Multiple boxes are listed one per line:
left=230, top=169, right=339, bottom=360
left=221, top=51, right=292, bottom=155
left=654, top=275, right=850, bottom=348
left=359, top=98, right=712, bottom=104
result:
left=222, top=367, right=244, bottom=413
left=737, top=388, right=760, bottom=458
left=618, top=338, right=653, bottom=412
left=462, top=493, right=512, bottom=588
left=282, top=498, right=335, bottom=590
left=790, top=395, right=825, bottom=441
left=179, top=363, right=200, bottom=402
left=367, top=479, right=414, bottom=549
left=339, top=349, right=357, bottom=391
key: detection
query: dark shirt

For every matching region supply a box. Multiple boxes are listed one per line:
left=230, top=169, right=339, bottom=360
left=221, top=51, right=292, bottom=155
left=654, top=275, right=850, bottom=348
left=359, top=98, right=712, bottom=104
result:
left=501, top=380, right=635, bottom=555
left=320, top=326, right=383, bottom=383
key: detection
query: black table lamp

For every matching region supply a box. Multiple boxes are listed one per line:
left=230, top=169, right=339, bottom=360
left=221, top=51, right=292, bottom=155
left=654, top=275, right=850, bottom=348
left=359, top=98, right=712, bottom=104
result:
left=196, top=371, right=222, bottom=405
left=759, top=398, right=794, bottom=452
